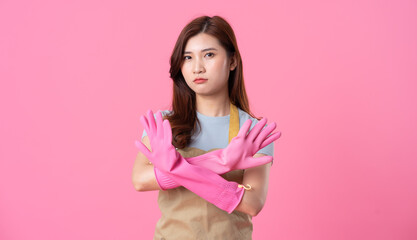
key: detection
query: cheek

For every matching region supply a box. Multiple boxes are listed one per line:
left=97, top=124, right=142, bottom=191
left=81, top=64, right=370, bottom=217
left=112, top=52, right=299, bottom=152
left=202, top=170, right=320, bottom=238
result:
left=218, top=58, right=229, bottom=71
left=181, top=65, right=191, bottom=79
left=212, top=61, right=229, bottom=78
left=180, top=64, right=186, bottom=75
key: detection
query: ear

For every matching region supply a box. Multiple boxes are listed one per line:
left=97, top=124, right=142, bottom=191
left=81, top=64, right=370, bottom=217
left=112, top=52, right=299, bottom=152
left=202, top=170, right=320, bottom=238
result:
left=229, top=52, right=237, bottom=71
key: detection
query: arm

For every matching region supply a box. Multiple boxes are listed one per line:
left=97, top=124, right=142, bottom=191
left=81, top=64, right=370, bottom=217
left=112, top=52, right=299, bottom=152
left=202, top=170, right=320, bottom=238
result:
left=132, top=139, right=272, bottom=215
left=148, top=113, right=280, bottom=190
left=234, top=153, right=272, bottom=217
left=131, top=135, right=162, bottom=191
left=136, top=111, right=246, bottom=213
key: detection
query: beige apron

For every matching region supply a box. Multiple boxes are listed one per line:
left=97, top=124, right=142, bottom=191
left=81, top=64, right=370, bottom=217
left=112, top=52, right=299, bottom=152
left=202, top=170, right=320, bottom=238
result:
left=153, top=103, right=252, bottom=240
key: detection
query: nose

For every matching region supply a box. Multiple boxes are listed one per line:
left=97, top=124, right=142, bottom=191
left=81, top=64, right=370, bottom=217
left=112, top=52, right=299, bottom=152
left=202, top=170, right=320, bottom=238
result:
left=193, top=57, right=205, bottom=74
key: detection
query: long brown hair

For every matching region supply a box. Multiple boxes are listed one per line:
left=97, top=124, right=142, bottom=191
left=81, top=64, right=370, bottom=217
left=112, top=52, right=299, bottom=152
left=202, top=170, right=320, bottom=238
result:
left=166, top=15, right=258, bottom=149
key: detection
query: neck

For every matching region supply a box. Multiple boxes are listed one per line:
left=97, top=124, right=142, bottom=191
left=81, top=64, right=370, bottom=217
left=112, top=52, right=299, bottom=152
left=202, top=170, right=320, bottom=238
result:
left=195, top=93, right=231, bottom=117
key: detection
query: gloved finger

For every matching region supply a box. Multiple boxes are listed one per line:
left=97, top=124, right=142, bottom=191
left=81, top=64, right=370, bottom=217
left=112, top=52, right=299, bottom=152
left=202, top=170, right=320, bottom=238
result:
left=134, top=140, right=152, bottom=159
left=155, top=111, right=164, bottom=140
left=141, top=115, right=156, bottom=145
left=247, top=117, right=267, bottom=141
left=237, top=119, right=252, bottom=138
left=146, top=110, right=156, bottom=136
left=163, top=119, right=173, bottom=146
left=246, top=155, right=273, bottom=168
left=259, top=131, right=282, bottom=149
left=254, top=122, right=276, bottom=145
left=140, top=115, right=151, bottom=137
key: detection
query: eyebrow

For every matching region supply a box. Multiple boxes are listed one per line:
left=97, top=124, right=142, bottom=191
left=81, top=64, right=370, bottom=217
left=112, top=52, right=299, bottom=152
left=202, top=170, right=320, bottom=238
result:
left=183, top=48, right=218, bottom=54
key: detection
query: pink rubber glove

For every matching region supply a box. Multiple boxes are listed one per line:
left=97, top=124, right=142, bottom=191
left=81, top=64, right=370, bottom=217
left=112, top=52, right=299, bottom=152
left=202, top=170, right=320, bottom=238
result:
left=186, top=116, right=281, bottom=173
left=135, top=110, right=245, bottom=213
left=137, top=110, right=281, bottom=190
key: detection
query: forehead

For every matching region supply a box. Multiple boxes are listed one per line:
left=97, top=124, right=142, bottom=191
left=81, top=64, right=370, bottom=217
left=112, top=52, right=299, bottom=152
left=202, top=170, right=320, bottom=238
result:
left=183, top=33, right=223, bottom=53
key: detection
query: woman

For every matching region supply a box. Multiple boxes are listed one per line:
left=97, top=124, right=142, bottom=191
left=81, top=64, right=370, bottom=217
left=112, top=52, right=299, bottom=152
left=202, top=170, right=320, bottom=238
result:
left=132, top=15, right=281, bottom=239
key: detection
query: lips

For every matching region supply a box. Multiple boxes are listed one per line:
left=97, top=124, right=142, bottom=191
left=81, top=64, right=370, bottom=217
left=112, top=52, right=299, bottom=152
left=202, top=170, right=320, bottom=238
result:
left=194, top=78, right=208, bottom=84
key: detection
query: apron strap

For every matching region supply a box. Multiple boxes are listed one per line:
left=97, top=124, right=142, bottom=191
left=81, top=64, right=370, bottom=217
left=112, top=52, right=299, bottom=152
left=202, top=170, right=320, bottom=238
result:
left=228, top=102, right=240, bottom=143
left=228, top=103, right=252, bottom=190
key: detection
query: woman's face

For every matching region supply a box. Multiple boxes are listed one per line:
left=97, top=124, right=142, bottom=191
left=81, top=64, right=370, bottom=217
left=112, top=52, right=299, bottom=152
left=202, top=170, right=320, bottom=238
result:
left=181, top=33, right=236, bottom=97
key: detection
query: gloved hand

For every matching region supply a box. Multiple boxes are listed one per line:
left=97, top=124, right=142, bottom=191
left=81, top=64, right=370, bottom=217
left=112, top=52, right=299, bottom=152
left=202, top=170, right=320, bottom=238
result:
left=135, top=110, right=245, bottom=213
left=136, top=110, right=281, bottom=190
left=186, top=116, right=281, bottom=173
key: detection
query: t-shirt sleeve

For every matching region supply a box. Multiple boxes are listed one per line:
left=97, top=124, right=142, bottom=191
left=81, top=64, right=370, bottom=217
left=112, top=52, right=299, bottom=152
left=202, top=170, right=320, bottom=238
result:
left=140, top=110, right=171, bottom=140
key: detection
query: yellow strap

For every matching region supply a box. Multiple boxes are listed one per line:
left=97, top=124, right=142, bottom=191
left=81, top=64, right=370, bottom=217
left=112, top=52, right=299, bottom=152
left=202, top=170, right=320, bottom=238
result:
left=228, top=103, right=252, bottom=191
left=228, top=102, right=239, bottom=143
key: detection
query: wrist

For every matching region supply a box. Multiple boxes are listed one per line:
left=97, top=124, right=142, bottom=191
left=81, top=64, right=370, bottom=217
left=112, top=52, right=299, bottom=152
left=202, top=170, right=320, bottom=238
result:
left=215, top=181, right=246, bottom=214
left=153, top=167, right=179, bottom=190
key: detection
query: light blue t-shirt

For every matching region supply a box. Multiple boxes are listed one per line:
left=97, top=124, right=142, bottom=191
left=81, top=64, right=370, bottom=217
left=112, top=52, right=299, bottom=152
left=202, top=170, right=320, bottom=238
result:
left=141, top=108, right=274, bottom=156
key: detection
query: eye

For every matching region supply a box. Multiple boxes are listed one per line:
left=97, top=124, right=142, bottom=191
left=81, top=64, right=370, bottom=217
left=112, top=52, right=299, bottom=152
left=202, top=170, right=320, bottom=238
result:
left=183, top=56, right=191, bottom=60
left=205, top=52, right=214, bottom=57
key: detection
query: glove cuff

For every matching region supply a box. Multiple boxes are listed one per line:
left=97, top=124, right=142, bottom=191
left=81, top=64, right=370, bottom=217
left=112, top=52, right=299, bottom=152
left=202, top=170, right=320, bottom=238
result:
left=154, top=167, right=179, bottom=190
left=215, top=181, right=246, bottom=214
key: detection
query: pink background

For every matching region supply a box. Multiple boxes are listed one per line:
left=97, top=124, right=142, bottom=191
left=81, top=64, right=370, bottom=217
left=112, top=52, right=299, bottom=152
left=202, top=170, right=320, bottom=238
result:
left=1, top=0, right=416, bottom=239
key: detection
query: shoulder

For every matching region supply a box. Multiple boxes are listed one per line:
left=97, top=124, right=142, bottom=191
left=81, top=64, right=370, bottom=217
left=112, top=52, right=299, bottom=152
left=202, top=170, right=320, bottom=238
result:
left=237, top=107, right=275, bottom=157
left=141, top=109, right=173, bottom=139
left=237, top=108, right=260, bottom=129
left=146, top=109, right=173, bottom=122
left=158, top=109, right=173, bottom=117
left=152, top=109, right=173, bottom=118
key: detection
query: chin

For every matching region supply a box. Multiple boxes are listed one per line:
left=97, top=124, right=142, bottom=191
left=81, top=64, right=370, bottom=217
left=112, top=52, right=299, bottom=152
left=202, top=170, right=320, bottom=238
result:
left=194, top=90, right=212, bottom=96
